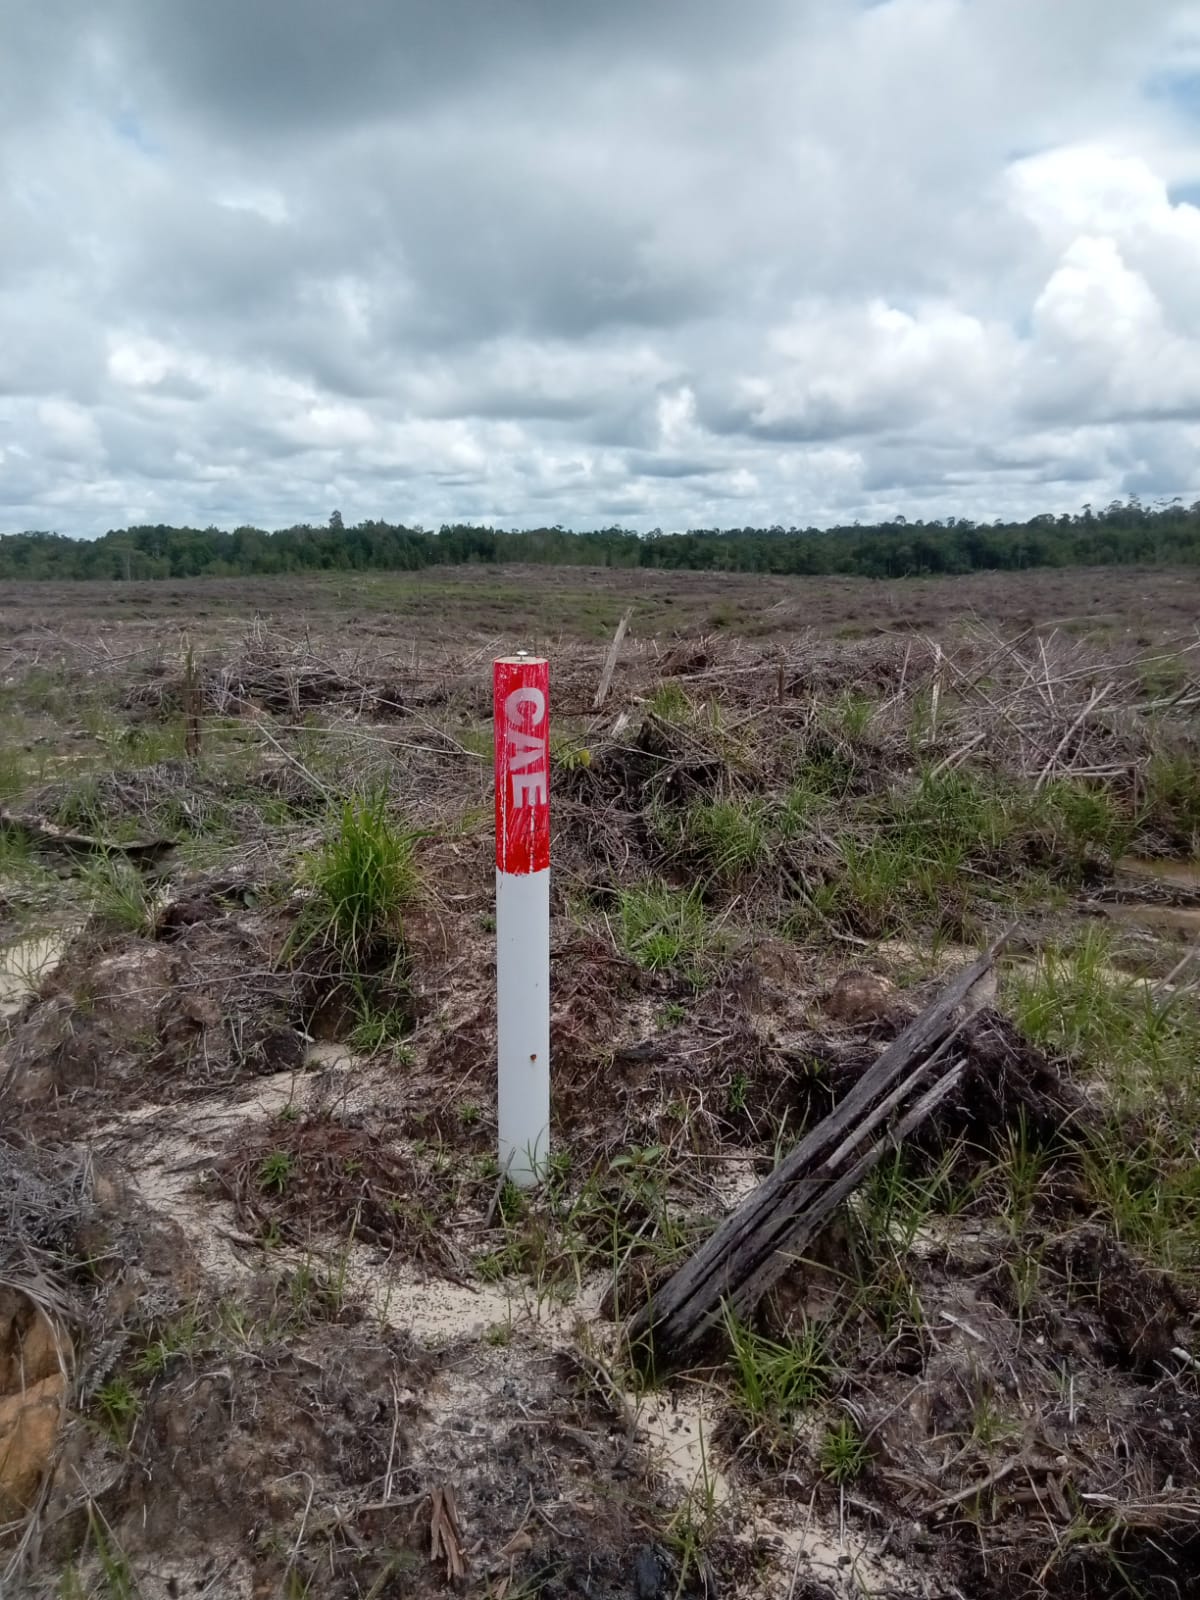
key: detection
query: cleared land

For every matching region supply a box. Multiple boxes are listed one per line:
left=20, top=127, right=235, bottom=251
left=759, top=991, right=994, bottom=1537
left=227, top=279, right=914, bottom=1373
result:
left=2, top=563, right=1200, bottom=1600
left=3, top=561, right=1200, bottom=647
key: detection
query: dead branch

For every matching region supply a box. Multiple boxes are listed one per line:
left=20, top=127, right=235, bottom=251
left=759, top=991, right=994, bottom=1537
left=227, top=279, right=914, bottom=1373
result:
left=593, top=607, right=633, bottom=712
left=428, top=1484, right=466, bottom=1580
left=0, top=806, right=173, bottom=860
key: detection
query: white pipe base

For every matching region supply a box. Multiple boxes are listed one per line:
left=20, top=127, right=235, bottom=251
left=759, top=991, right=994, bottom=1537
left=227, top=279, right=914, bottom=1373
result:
left=496, top=866, right=550, bottom=1186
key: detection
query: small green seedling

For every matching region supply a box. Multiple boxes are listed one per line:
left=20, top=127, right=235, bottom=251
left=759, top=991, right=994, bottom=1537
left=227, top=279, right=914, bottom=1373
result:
left=818, top=1415, right=869, bottom=1484
left=258, top=1150, right=296, bottom=1194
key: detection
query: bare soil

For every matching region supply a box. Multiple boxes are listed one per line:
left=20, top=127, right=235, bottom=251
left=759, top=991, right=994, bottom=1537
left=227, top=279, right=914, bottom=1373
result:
left=2, top=567, right=1199, bottom=1600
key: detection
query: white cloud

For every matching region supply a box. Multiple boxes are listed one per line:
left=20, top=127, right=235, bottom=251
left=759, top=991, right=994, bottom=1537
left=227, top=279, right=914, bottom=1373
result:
left=215, top=186, right=290, bottom=224
left=728, top=300, right=1015, bottom=441
left=107, top=336, right=176, bottom=388
left=36, top=400, right=104, bottom=457
left=1010, top=149, right=1200, bottom=425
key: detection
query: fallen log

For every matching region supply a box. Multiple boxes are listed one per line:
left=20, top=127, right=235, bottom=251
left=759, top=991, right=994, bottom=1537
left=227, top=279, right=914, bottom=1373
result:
left=0, top=807, right=174, bottom=861
left=623, top=935, right=1010, bottom=1371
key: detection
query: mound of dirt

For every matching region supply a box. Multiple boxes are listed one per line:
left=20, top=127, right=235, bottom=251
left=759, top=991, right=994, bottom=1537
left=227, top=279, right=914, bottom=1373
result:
left=2, top=882, right=307, bottom=1110
left=1046, top=1223, right=1195, bottom=1374
left=937, top=1008, right=1086, bottom=1149
left=210, top=1113, right=465, bottom=1271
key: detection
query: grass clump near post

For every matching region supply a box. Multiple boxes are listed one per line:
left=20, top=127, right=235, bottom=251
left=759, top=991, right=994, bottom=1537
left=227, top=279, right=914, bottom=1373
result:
left=1037, top=779, right=1133, bottom=866
left=896, top=768, right=1015, bottom=857
left=777, top=750, right=856, bottom=835
left=1139, top=750, right=1200, bottom=849
left=797, top=766, right=1013, bottom=939
left=646, top=681, right=691, bottom=722
left=295, top=790, right=418, bottom=968
left=680, top=797, right=766, bottom=882
left=834, top=691, right=876, bottom=740
left=611, top=881, right=713, bottom=975
left=804, top=763, right=1149, bottom=940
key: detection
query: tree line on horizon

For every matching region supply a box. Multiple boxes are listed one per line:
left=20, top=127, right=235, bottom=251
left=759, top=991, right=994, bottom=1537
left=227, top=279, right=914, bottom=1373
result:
left=2, top=499, right=1199, bottom=582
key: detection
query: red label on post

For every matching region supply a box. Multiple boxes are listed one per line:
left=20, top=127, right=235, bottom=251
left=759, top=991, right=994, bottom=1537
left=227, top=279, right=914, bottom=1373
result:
left=494, top=656, right=550, bottom=875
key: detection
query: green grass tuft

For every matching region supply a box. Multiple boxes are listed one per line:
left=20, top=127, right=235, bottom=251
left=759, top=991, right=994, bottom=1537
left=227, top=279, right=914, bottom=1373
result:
left=724, top=1310, right=829, bottom=1421
left=777, top=750, right=855, bottom=835
left=818, top=1415, right=869, bottom=1484
left=298, top=791, right=418, bottom=966
left=1140, top=750, right=1200, bottom=847
left=611, top=881, right=714, bottom=973
left=834, top=691, right=876, bottom=739
left=646, top=681, right=691, bottom=722
left=857, top=1147, right=966, bottom=1253
left=258, top=1150, right=296, bottom=1194
left=0, top=743, right=30, bottom=802
left=663, top=796, right=767, bottom=883
left=1039, top=779, right=1133, bottom=863
left=346, top=984, right=411, bottom=1054
left=1009, top=929, right=1200, bottom=1277
left=82, top=855, right=156, bottom=935
left=95, top=1376, right=140, bottom=1445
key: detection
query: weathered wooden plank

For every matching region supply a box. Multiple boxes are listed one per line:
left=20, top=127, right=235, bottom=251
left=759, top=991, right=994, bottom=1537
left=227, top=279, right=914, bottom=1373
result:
left=624, top=937, right=1008, bottom=1368
left=710, top=1059, right=968, bottom=1326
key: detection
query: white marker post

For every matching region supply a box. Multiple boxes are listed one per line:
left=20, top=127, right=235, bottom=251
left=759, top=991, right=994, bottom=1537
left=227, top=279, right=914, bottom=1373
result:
left=494, top=654, right=550, bottom=1186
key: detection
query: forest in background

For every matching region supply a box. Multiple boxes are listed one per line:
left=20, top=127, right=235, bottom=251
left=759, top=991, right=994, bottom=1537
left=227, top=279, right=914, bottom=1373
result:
left=3, top=499, right=1200, bottom=581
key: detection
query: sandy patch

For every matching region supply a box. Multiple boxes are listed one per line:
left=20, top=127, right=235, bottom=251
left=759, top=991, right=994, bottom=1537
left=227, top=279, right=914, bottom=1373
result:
left=1116, top=855, right=1200, bottom=892
left=0, top=933, right=68, bottom=1019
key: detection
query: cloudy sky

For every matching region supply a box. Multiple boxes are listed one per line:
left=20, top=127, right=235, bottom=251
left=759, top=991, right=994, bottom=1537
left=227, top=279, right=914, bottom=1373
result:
left=3, top=0, right=1200, bottom=535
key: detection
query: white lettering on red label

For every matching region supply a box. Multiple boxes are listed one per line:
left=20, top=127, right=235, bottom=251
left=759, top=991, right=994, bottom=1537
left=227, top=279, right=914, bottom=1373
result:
left=504, top=686, right=547, bottom=806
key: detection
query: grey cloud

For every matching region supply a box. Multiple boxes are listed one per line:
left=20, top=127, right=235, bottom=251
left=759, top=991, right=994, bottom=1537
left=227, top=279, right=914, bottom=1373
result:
left=3, top=1, right=1200, bottom=534
left=108, top=0, right=797, bottom=139
left=627, top=455, right=717, bottom=480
